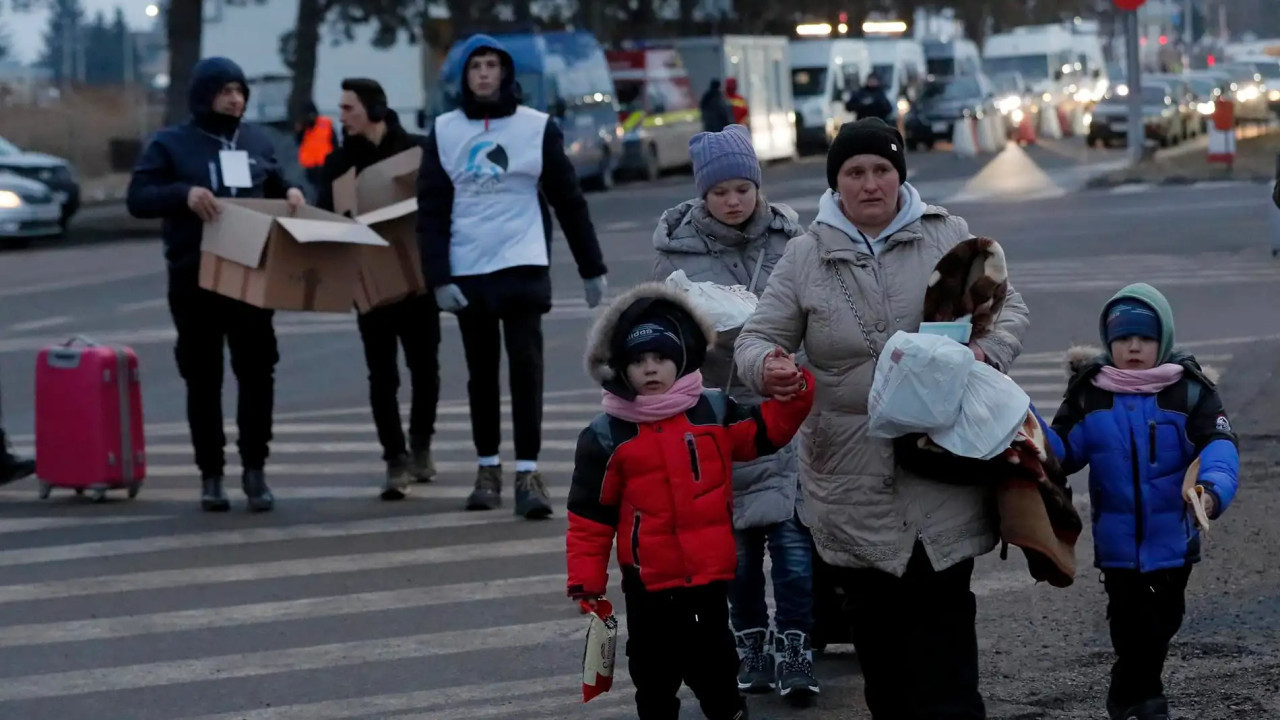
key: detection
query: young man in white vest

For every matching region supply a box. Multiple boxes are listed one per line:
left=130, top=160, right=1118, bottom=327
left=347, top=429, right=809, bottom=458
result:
left=417, top=34, right=609, bottom=519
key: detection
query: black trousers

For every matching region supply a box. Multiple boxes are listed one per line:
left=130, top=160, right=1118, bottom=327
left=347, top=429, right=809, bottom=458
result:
left=167, top=276, right=278, bottom=477
left=624, top=581, right=746, bottom=720
left=1104, top=564, right=1192, bottom=710
left=832, top=542, right=985, bottom=720
left=356, top=293, right=441, bottom=462
left=455, top=304, right=543, bottom=461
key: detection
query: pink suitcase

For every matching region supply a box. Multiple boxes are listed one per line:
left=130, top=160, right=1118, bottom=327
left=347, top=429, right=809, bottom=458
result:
left=34, top=336, right=146, bottom=501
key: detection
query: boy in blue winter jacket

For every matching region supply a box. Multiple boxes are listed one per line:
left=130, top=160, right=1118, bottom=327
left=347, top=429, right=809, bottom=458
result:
left=1044, top=283, right=1239, bottom=720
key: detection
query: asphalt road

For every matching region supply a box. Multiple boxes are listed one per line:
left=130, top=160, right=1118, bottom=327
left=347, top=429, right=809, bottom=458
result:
left=0, top=138, right=1276, bottom=719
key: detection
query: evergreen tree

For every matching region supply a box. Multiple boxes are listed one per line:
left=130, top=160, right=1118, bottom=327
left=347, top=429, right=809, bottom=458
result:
left=38, top=0, right=85, bottom=85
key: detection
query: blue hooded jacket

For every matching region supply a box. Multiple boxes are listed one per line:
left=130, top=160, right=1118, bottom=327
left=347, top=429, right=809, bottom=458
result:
left=1044, top=283, right=1240, bottom=572
left=126, top=57, right=290, bottom=275
left=415, top=34, right=606, bottom=310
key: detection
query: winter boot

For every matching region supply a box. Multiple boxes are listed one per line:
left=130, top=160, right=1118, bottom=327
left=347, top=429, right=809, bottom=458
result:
left=1111, top=697, right=1170, bottom=720
left=241, top=468, right=274, bottom=512
left=465, top=465, right=503, bottom=510
left=514, top=470, right=552, bottom=519
left=200, top=475, right=230, bottom=512
left=380, top=454, right=413, bottom=501
left=775, top=630, right=820, bottom=702
left=734, top=628, right=775, bottom=693
left=0, top=430, right=34, bottom=486
left=409, top=439, right=436, bottom=484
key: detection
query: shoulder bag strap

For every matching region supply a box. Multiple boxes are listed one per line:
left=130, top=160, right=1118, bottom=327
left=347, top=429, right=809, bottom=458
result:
left=813, top=235, right=879, bottom=363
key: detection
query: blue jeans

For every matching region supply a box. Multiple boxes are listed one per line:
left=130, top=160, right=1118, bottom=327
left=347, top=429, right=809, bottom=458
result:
left=728, top=512, right=813, bottom=635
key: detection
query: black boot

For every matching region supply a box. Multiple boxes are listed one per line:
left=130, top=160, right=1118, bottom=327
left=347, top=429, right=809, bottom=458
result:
left=0, top=428, right=34, bottom=486
left=200, top=475, right=230, bottom=512
left=241, top=468, right=274, bottom=512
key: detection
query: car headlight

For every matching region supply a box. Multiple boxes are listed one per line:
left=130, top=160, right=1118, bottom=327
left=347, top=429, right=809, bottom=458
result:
left=1197, top=102, right=1215, bottom=115
left=1270, top=89, right=1280, bottom=102
left=0, top=190, right=21, bottom=209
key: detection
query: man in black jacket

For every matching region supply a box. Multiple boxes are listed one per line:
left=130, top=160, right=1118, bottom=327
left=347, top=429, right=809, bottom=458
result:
left=846, top=73, right=894, bottom=122
left=0, top=381, right=34, bottom=486
left=316, top=78, right=441, bottom=501
left=418, top=34, right=608, bottom=519
left=127, top=56, right=306, bottom=513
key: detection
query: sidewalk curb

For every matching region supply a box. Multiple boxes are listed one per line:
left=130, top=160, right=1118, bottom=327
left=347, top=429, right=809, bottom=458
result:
left=1084, top=173, right=1273, bottom=190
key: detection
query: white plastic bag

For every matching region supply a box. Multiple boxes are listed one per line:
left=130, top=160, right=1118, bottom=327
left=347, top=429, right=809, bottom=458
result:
left=580, top=598, right=618, bottom=703
left=929, top=362, right=1031, bottom=460
left=663, top=269, right=759, bottom=332
left=867, top=331, right=973, bottom=438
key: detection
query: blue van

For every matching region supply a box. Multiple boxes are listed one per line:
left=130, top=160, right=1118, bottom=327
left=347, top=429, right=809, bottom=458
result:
left=435, top=31, right=622, bottom=191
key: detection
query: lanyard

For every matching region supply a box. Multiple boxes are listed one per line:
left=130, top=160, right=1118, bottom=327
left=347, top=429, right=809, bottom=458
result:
left=200, top=129, right=241, bottom=197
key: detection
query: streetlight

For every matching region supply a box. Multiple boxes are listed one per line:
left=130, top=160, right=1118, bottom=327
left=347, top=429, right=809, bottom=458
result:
left=145, top=4, right=159, bottom=17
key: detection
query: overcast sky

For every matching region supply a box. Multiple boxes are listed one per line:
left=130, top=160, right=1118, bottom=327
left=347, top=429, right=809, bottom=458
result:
left=4, top=1, right=157, bottom=64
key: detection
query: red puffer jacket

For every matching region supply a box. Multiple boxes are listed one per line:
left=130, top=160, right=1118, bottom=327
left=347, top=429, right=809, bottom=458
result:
left=566, top=370, right=814, bottom=597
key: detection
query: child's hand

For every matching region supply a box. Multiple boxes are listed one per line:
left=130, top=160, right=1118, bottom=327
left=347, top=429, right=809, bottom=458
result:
left=762, top=347, right=802, bottom=400
left=1202, top=491, right=1217, bottom=518
left=576, top=596, right=603, bottom=614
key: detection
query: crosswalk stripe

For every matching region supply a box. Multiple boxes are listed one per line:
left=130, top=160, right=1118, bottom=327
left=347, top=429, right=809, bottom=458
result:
left=2, top=484, right=574, bottom=505
left=182, top=675, right=583, bottom=720
left=139, top=438, right=583, bottom=454
left=0, top=509, right=525, bottom=567
left=0, top=514, right=173, bottom=534
left=0, top=616, right=593, bottom=702
left=0, top=574, right=579, bottom=648
left=0, top=535, right=565, bottom=604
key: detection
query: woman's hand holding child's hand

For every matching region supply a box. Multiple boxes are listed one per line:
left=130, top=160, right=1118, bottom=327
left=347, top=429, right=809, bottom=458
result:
left=762, top=346, right=803, bottom=401
left=577, top=597, right=603, bottom=614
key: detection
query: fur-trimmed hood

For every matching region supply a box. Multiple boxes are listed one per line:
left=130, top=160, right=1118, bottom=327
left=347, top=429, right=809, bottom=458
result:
left=584, top=282, right=718, bottom=400
left=1063, top=344, right=1221, bottom=385
left=922, top=237, right=1009, bottom=340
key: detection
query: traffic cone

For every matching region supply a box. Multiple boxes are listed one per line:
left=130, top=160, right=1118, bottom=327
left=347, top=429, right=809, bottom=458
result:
left=1073, top=106, right=1088, bottom=136
left=1039, top=102, right=1063, bottom=139
left=976, top=113, right=1000, bottom=153
left=952, top=116, right=978, bottom=157
left=1016, top=111, right=1037, bottom=145
left=1056, top=106, right=1073, bottom=137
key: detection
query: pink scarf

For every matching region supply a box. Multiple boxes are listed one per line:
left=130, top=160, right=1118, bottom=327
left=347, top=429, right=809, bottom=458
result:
left=602, top=371, right=706, bottom=423
left=1092, top=363, right=1184, bottom=394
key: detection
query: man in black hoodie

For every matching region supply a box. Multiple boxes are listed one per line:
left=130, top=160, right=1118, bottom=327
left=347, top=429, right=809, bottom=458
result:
left=418, top=34, right=608, bottom=519
left=127, top=56, right=306, bottom=513
left=316, top=78, right=440, bottom=501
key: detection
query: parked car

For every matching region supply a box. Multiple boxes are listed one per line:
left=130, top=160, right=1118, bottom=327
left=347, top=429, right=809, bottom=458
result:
left=1087, top=85, right=1181, bottom=148
left=0, top=171, right=62, bottom=249
left=904, top=74, right=997, bottom=150
left=1145, top=74, right=1199, bottom=141
left=0, top=136, right=80, bottom=231
left=1184, top=72, right=1232, bottom=132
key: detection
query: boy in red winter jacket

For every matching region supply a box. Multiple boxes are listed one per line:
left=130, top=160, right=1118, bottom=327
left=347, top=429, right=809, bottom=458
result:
left=567, top=282, right=814, bottom=720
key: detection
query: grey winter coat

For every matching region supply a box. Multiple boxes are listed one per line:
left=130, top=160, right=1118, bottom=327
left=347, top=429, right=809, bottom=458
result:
left=653, top=197, right=806, bottom=529
left=734, top=192, right=1031, bottom=576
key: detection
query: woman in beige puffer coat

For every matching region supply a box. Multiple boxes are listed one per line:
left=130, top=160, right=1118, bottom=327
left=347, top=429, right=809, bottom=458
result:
left=652, top=124, right=820, bottom=701
left=735, top=118, right=1031, bottom=719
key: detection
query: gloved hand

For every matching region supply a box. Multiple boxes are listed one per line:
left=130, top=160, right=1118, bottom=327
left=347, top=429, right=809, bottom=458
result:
left=583, top=275, right=607, bottom=309
left=434, top=284, right=468, bottom=313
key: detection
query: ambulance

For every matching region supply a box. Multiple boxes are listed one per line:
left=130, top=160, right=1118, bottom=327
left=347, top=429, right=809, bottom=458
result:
left=606, top=47, right=703, bottom=181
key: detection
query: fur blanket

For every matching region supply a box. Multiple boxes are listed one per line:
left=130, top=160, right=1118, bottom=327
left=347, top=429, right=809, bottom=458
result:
left=903, top=237, right=1083, bottom=588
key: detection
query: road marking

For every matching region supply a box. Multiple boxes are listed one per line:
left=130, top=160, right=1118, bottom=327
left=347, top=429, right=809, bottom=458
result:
left=115, top=297, right=170, bottom=313
left=0, top=574, right=578, bottom=648
left=0, top=514, right=173, bottom=535
left=0, top=483, right=576, bottom=503
left=0, top=267, right=163, bottom=299
left=6, top=316, right=72, bottom=332
left=138, top=438, right=582, bottom=454
left=0, top=508, right=528, bottom=567
left=1109, top=183, right=1153, bottom=194
left=273, top=389, right=602, bottom=421
left=0, top=535, right=566, bottom=604
left=0, top=616, right=592, bottom=702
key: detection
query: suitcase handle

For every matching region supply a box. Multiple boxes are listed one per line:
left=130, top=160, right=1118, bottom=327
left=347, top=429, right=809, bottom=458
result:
left=61, top=335, right=99, bottom=348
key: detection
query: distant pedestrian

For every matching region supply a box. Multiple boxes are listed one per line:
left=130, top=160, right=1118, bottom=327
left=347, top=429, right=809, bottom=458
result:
left=417, top=34, right=609, bottom=519
left=316, top=78, right=441, bottom=501
left=651, top=125, right=820, bottom=700
left=724, top=78, right=750, bottom=127
left=567, top=282, right=814, bottom=720
left=1043, top=284, right=1240, bottom=720
left=0, top=380, right=34, bottom=486
left=846, top=73, right=893, bottom=122
left=127, top=56, right=307, bottom=513
left=700, top=80, right=733, bottom=133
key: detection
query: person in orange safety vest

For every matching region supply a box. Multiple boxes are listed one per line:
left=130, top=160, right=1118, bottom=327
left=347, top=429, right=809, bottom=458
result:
left=725, top=78, right=749, bottom=128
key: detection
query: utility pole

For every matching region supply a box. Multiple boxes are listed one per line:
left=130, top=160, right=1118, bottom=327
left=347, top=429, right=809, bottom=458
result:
left=1182, top=0, right=1193, bottom=71
left=1125, top=9, right=1144, bottom=165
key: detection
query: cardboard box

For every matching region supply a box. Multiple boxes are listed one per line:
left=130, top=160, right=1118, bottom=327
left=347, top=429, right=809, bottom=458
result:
left=332, top=146, right=428, bottom=313
left=199, top=199, right=389, bottom=313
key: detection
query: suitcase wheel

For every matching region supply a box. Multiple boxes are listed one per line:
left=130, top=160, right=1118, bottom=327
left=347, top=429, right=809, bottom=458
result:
left=127, top=484, right=140, bottom=500
left=74, top=488, right=84, bottom=497
left=89, top=488, right=108, bottom=503
left=37, top=482, right=51, bottom=500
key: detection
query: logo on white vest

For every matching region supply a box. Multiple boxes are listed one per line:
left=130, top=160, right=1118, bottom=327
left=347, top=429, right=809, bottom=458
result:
left=1215, top=415, right=1231, bottom=433
left=464, top=140, right=509, bottom=192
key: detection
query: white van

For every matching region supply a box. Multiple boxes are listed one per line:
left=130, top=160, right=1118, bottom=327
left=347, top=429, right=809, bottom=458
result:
left=789, top=38, right=872, bottom=150
left=983, top=25, right=1084, bottom=106
left=922, top=38, right=982, bottom=79
left=866, top=38, right=928, bottom=121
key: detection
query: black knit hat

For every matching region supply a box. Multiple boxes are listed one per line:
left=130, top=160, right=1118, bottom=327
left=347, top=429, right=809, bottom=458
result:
left=826, top=118, right=908, bottom=190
